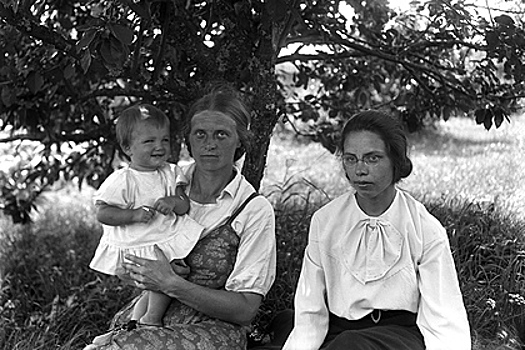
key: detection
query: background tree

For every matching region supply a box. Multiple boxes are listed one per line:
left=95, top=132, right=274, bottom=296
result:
left=0, top=0, right=524, bottom=223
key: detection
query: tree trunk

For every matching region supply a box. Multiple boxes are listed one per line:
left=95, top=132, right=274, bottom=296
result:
left=242, top=13, right=280, bottom=190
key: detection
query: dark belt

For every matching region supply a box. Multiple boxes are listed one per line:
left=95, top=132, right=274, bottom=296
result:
left=328, top=310, right=417, bottom=333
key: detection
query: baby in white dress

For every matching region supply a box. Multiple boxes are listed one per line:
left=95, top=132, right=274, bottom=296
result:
left=89, top=104, right=203, bottom=326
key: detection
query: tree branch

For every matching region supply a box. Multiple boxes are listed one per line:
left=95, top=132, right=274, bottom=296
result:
left=0, top=3, right=80, bottom=59
left=277, top=33, right=481, bottom=100
left=0, top=128, right=110, bottom=144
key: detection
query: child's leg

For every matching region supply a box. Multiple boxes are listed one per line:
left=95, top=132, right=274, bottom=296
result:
left=139, top=291, right=171, bottom=326
left=131, top=292, right=149, bottom=321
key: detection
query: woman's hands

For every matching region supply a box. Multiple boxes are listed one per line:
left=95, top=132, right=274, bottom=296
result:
left=122, top=245, right=186, bottom=292
left=122, top=246, right=262, bottom=326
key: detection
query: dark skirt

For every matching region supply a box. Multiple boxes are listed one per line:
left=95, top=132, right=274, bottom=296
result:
left=251, top=309, right=425, bottom=350
left=321, top=310, right=425, bottom=350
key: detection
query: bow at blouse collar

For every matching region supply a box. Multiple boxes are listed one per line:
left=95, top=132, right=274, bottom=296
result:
left=341, top=194, right=405, bottom=284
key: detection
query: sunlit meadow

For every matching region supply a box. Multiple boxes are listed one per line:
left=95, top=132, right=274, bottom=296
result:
left=263, top=114, right=525, bottom=220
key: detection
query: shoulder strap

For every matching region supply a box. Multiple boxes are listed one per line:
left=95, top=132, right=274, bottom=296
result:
left=225, top=192, right=260, bottom=226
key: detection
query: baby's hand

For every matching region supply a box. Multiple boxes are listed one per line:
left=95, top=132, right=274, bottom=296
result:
left=152, top=197, right=176, bottom=216
left=133, top=206, right=155, bottom=223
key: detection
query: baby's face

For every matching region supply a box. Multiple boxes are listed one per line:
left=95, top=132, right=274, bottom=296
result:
left=125, top=121, right=170, bottom=171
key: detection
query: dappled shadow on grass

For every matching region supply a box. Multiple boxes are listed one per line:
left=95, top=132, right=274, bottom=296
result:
left=407, top=123, right=513, bottom=158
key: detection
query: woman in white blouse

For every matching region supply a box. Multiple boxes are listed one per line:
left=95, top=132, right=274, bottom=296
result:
left=282, top=110, right=471, bottom=350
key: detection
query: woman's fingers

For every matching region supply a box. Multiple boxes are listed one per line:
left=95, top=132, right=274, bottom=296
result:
left=121, top=248, right=183, bottom=294
left=124, top=254, right=149, bottom=265
left=153, top=244, right=170, bottom=262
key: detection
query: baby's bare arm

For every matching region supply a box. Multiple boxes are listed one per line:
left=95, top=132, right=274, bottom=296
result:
left=96, top=201, right=154, bottom=226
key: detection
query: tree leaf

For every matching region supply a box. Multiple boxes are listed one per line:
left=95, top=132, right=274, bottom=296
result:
left=485, top=31, right=499, bottom=51
left=1, top=87, right=15, bottom=107
left=63, top=64, right=75, bottom=80
left=80, top=49, right=92, bottom=73
left=483, top=112, right=493, bottom=130
left=27, top=71, right=44, bottom=94
left=117, top=0, right=151, bottom=20
left=77, top=29, right=97, bottom=49
left=493, top=108, right=504, bottom=128
left=442, top=105, right=452, bottom=121
left=110, top=37, right=129, bottom=64
left=474, top=108, right=486, bottom=124
left=495, top=15, right=514, bottom=27
left=355, top=88, right=369, bottom=108
left=109, top=23, right=133, bottom=46
left=265, top=0, right=288, bottom=22
left=99, top=39, right=114, bottom=65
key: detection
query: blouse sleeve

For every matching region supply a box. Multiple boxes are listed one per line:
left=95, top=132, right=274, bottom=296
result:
left=283, top=213, right=329, bottom=350
left=224, top=196, right=276, bottom=296
left=416, top=221, right=471, bottom=350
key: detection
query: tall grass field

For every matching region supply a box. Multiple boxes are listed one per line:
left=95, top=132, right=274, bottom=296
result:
left=1, top=115, right=524, bottom=349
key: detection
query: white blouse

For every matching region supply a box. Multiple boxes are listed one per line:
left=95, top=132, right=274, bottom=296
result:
left=283, top=189, right=471, bottom=350
left=182, top=163, right=276, bottom=297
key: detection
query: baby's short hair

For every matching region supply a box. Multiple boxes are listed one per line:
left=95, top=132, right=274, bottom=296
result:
left=116, top=104, right=169, bottom=149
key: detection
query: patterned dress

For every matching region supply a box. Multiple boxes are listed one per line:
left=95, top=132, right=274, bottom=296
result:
left=92, top=193, right=259, bottom=350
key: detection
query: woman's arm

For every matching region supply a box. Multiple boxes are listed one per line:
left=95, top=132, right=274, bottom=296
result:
left=123, top=246, right=262, bottom=326
left=166, top=277, right=262, bottom=325
left=417, top=232, right=471, bottom=350
left=283, top=214, right=329, bottom=350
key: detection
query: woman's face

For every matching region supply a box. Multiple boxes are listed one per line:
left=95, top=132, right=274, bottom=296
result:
left=342, top=130, right=395, bottom=204
left=189, top=110, right=241, bottom=172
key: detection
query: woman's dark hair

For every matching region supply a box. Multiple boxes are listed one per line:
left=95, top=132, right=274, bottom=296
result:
left=184, top=86, right=252, bottom=162
left=338, top=110, right=413, bottom=183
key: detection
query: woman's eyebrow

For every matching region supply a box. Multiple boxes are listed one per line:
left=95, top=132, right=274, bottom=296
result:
left=343, top=150, right=384, bottom=156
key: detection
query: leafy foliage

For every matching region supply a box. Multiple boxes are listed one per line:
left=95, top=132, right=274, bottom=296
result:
left=1, top=0, right=524, bottom=223
left=279, top=2, right=525, bottom=150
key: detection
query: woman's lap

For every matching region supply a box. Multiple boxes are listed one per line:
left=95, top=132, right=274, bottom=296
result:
left=87, top=223, right=247, bottom=350
left=93, top=294, right=248, bottom=350
left=251, top=310, right=425, bottom=350
left=96, top=320, right=247, bottom=350
left=321, top=325, right=425, bottom=350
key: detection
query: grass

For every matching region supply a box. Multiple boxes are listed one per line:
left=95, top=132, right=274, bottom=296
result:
left=1, top=115, right=525, bottom=349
